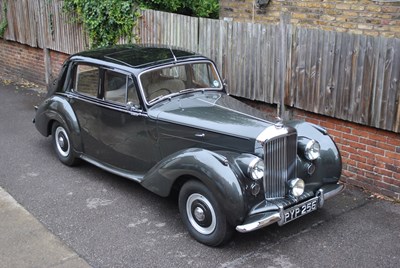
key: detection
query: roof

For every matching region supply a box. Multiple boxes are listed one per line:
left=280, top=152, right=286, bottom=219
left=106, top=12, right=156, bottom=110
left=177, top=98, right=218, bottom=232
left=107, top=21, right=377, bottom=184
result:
left=73, top=44, right=204, bottom=69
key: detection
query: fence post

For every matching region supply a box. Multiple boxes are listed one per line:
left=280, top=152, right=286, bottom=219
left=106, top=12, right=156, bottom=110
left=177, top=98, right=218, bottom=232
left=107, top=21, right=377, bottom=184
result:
left=44, top=47, right=52, bottom=86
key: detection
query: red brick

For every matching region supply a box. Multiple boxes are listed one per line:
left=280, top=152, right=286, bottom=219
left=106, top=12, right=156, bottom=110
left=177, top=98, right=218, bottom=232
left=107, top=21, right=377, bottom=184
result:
left=336, top=125, right=352, bottom=133
left=366, top=158, right=377, bottom=166
left=352, top=128, right=370, bottom=138
left=375, top=154, right=394, bottom=165
left=342, top=145, right=358, bottom=155
left=319, top=121, right=336, bottom=130
left=343, top=133, right=360, bottom=143
left=357, top=162, right=374, bottom=172
left=360, top=137, right=377, bottom=147
left=382, top=177, right=400, bottom=188
left=385, top=163, right=399, bottom=173
left=369, top=132, right=387, bottom=142
left=373, top=167, right=393, bottom=177
left=364, top=171, right=382, bottom=181
left=366, top=146, right=385, bottom=156
left=353, top=142, right=367, bottom=151
left=385, top=151, right=400, bottom=161
left=352, top=154, right=367, bottom=163
left=376, top=141, right=395, bottom=151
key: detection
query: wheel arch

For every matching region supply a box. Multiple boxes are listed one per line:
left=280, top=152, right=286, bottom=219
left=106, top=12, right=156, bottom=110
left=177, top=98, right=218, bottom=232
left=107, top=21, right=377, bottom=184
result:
left=287, top=120, right=342, bottom=185
left=141, top=148, right=247, bottom=226
left=35, top=95, right=82, bottom=153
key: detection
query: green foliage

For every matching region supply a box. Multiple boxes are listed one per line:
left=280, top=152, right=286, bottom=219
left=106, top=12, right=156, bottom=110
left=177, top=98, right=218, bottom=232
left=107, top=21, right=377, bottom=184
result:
left=0, top=0, right=8, bottom=38
left=63, top=0, right=219, bottom=48
left=141, top=0, right=219, bottom=19
left=63, top=0, right=139, bottom=48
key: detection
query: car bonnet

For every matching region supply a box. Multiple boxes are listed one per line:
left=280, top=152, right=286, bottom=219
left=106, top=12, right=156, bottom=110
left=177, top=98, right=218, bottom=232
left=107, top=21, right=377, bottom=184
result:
left=148, top=92, right=275, bottom=141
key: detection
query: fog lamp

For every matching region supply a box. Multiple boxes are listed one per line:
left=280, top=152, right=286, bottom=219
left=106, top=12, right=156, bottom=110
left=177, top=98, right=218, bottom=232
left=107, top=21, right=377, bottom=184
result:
left=248, top=158, right=264, bottom=180
left=289, top=178, right=305, bottom=197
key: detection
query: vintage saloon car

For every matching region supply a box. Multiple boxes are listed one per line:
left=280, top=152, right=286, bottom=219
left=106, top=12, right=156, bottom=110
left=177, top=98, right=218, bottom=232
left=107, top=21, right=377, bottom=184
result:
left=34, top=45, right=343, bottom=246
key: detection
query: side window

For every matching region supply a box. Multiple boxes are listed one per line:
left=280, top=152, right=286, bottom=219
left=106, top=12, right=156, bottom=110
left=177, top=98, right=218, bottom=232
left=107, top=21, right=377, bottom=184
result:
left=104, top=70, right=127, bottom=103
left=74, top=65, right=99, bottom=97
left=104, top=70, right=140, bottom=107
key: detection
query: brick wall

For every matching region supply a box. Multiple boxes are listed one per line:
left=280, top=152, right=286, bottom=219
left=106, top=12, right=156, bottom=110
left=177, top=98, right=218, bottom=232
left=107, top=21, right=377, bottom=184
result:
left=220, top=0, right=400, bottom=38
left=247, top=99, right=400, bottom=200
left=295, top=109, right=400, bottom=200
left=0, top=39, right=45, bottom=85
left=0, top=39, right=69, bottom=86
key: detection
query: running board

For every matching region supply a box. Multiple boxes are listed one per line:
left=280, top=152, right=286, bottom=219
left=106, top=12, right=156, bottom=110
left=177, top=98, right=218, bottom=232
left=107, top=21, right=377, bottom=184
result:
left=80, top=154, right=145, bottom=183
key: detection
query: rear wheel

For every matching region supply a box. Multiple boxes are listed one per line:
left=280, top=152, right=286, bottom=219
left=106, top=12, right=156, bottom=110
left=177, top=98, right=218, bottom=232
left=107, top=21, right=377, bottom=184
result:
left=178, top=180, right=233, bottom=246
left=51, top=122, right=79, bottom=166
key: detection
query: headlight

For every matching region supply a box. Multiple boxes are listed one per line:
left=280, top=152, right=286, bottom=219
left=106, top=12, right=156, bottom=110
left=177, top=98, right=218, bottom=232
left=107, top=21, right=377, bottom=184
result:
left=289, top=178, right=305, bottom=197
left=305, top=140, right=320, bottom=160
left=248, top=158, right=264, bottom=180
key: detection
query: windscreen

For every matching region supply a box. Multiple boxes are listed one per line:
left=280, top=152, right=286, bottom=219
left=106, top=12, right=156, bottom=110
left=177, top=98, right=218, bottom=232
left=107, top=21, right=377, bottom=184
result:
left=140, top=62, right=222, bottom=102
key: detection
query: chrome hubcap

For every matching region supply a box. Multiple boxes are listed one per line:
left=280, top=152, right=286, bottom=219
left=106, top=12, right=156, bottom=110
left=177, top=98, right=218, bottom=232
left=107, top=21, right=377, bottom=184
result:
left=186, top=193, right=216, bottom=235
left=55, top=126, right=70, bottom=157
left=194, top=207, right=205, bottom=222
left=58, top=136, right=65, bottom=148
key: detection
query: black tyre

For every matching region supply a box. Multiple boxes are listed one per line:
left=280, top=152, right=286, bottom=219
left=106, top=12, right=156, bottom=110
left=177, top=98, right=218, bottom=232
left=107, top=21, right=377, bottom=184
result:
left=178, top=180, right=233, bottom=246
left=51, top=122, right=79, bottom=166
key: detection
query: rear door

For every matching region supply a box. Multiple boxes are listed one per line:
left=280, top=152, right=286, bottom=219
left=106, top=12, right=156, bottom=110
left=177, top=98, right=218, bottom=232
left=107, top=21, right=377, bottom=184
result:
left=69, top=63, right=158, bottom=173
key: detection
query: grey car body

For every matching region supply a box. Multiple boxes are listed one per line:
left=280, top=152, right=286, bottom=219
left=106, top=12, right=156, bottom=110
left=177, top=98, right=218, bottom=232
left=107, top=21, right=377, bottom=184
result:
left=34, top=45, right=343, bottom=246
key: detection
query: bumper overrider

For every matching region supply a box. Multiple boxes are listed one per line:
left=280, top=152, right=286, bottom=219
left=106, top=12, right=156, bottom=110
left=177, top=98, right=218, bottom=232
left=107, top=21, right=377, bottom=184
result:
left=236, top=183, right=344, bottom=233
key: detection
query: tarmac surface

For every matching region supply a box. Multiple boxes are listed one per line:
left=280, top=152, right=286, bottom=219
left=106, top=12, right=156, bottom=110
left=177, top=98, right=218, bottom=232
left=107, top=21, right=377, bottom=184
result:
left=0, top=77, right=400, bottom=268
left=0, top=186, right=90, bottom=268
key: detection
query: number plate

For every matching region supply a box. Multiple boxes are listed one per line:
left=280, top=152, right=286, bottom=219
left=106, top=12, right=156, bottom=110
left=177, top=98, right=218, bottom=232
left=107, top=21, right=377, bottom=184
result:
left=282, top=197, right=318, bottom=224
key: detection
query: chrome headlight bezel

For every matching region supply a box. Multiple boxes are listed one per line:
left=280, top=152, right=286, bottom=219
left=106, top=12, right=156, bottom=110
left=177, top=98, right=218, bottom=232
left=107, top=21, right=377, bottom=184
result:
left=248, top=157, right=265, bottom=181
left=304, top=139, right=320, bottom=160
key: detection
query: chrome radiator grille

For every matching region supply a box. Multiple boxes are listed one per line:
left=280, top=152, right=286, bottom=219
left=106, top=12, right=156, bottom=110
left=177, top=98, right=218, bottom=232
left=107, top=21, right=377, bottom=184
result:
left=264, top=133, right=297, bottom=199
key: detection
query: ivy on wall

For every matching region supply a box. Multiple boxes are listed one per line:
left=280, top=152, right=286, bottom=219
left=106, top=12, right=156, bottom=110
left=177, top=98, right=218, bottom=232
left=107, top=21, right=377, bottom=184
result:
left=141, top=0, right=219, bottom=19
left=63, top=0, right=140, bottom=48
left=0, top=0, right=8, bottom=38
left=63, top=0, right=219, bottom=48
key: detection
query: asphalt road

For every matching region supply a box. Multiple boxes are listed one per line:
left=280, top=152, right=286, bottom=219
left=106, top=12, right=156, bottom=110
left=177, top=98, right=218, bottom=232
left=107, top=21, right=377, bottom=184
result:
left=1, top=81, right=400, bottom=268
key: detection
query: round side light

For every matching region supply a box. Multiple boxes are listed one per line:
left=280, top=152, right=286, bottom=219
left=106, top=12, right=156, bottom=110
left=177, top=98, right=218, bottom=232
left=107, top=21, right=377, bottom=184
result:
left=289, top=178, right=305, bottom=197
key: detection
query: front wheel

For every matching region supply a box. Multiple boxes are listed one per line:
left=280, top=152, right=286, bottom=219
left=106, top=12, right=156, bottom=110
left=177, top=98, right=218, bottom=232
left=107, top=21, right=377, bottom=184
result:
left=51, top=122, right=79, bottom=166
left=178, top=180, right=233, bottom=246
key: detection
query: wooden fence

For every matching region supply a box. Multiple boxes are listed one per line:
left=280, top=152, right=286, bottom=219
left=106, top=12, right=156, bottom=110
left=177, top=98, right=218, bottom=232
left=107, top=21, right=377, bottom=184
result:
left=2, top=0, right=87, bottom=54
left=1, top=0, right=399, bottom=133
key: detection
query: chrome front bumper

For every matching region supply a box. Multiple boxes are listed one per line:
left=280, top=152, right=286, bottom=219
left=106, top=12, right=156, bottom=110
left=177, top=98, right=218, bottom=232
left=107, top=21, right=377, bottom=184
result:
left=236, top=183, right=344, bottom=233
